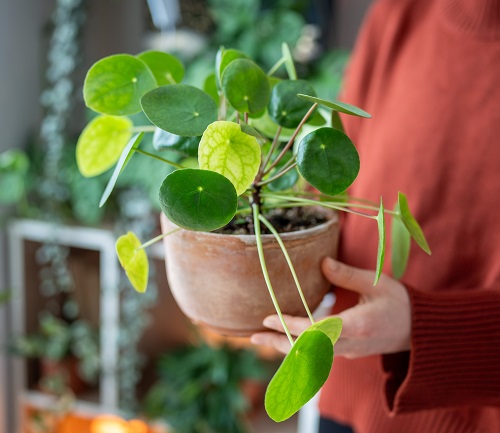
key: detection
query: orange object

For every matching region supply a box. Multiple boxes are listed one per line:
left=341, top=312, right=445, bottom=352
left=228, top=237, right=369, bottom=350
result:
left=90, top=415, right=130, bottom=433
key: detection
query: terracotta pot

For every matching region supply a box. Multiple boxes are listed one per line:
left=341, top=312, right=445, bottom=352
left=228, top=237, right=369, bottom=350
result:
left=161, top=209, right=339, bottom=336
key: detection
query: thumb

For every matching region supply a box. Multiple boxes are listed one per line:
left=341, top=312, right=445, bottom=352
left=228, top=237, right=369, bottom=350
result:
left=321, top=257, right=374, bottom=295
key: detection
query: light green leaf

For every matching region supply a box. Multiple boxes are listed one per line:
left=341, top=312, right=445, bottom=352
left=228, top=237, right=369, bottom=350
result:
left=398, top=192, right=431, bottom=255
left=282, top=43, right=297, bottom=80
left=374, top=198, right=386, bottom=285
left=221, top=59, right=271, bottom=114
left=159, top=169, right=237, bottom=231
left=76, top=115, right=132, bottom=177
left=99, top=133, right=144, bottom=207
left=297, top=127, right=360, bottom=196
left=84, top=54, right=157, bottom=115
left=137, top=50, right=184, bottom=85
left=116, top=232, right=149, bottom=293
left=141, top=84, right=217, bottom=137
left=297, top=94, right=371, bottom=118
left=198, top=121, right=261, bottom=195
left=391, top=201, right=411, bottom=279
left=265, top=330, right=333, bottom=422
left=308, top=317, right=343, bottom=345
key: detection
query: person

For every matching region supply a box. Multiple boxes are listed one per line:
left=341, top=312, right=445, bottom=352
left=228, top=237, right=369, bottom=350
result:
left=250, top=0, right=500, bottom=431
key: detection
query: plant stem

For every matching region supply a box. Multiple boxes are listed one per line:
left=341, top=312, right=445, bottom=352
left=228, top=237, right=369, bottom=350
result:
left=131, top=125, right=156, bottom=133
left=267, top=57, right=286, bottom=76
left=259, top=214, right=315, bottom=324
left=261, top=194, right=378, bottom=218
left=136, top=228, right=181, bottom=250
left=260, top=126, right=283, bottom=175
left=257, top=162, right=297, bottom=187
left=134, top=148, right=184, bottom=169
left=252, top=204, right=294, bottom=346
left=263, top=103, right=318, bottom=177
left=244, top=112, right=249, bottom=124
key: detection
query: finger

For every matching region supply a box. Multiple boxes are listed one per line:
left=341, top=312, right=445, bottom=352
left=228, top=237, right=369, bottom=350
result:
left=321, top=257, right=374, bottom=294
left=262, top=314, right=311, bottom=337
left=250, top=332, right=292, bottom=355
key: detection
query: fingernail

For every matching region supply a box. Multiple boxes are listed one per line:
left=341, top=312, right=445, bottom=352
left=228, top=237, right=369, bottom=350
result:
left=263, top=316, right=278, bottom=328
left=250, top=335, right=264, bottom=345
left=324, top=257, right=338, bottom=271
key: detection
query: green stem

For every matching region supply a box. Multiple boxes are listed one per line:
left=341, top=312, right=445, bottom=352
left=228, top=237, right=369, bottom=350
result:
left=259, top=126, right=283, bottom=176
left=131, top=125, right=156, bottom=133
left=267, top=57, right=286, bottom=77
left=263, top=103, right=318, bottom=176
left=134, top=149, right=184, bottom=169
left=257, top=162, right=297, bottom=187
left=259, top=214, right=315, bottom=324
left=252, top=204, right=294, bottom=346
left=136, top=228, right=181, bottom=250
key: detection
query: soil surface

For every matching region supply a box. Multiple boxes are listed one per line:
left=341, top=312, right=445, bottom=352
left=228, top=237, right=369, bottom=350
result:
left=214, top=207, right=328, bottom=235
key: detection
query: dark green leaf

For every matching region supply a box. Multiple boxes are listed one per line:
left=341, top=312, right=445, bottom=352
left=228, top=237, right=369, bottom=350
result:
left=141, top=84, right=217, bottom=137
left=297, top=127, right=360, bottom=196
left=152, top=129, right=200, bottom=157
left=298, top=94, right=371, bottom=118
left=137, top=50, right=184, bottom=85
left=268, top=80, right=317, bottom=129
left=221, top=59, right=271, bottom=114
left=331, top=111, right=345, bottom=132
left=203, top=73, right=219, bottom=104
left=307, top=110, right=326, bottom=126
left=398, top=192, right=431, bottom=254
left=391, top=201, right=411, bottom=279
left=159, top=169, right=237, bottom=231
left=265, top=330, right=333, bottom=422
left=374, top=198, right=386, bottom=285
left=99, top=133, right=144, bottom=207
left=218, top=48, right=248, bottom=82
left=84, top=54, right=157, bottom=115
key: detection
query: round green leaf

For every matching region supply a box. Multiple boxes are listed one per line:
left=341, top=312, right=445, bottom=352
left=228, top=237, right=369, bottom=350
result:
left=76, top=115, right=133, bottom=177
left=265, top=330, right=333, bottom=422
left=297, top=94, right=372, bottom=118
left=141, top=84, right=217, bottom=137
left=159, top=169, right=237, bottom=231
left=83, top=54, right=157, bottom=115
left=218, top=48, right=248, bottom=81
left=137, top=50, right=184, bottom=85
left=398, top=192, right=431, bottom=254
left=203, top=73, right=219, bottom=104
left=268, top=80, right=317, bottom=128
left=297, top=127, right=360, bottom=196
left=116, top=232, right=149, bottom=293
left=221, top=59, right=271, bottom=114
left=99, top=133, right=144, bottom=207
left=152, top=128, right=200, bottom=157
left=198, top=121, right=261, bottom=195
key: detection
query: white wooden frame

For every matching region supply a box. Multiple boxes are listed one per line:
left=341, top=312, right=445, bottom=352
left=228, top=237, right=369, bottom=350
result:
left=7, top=219, right=121, bottom=430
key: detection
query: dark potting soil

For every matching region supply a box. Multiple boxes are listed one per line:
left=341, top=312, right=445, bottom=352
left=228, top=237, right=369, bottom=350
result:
left=214, top=207, right=328, bottom=235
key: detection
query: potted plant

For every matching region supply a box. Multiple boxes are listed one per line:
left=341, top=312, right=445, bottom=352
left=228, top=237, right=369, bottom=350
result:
left=75, top=45, right=430, bottom=421
left=10, top=311, right=100, bottom=394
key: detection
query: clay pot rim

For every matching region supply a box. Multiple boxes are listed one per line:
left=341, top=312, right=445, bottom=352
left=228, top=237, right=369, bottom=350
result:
left=164, top=208, right=339, bottom=242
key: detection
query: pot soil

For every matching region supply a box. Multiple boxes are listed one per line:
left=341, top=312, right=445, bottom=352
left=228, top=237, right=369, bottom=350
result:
left=161, top=208, right=339, bottom=337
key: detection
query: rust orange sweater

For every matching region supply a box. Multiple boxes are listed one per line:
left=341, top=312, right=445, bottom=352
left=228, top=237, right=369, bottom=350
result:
left=319, top=0, right=500, bottom=431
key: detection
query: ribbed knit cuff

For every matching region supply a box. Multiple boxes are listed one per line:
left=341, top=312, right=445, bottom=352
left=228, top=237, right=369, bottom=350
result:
left=382, top=284, right=500, bottom=414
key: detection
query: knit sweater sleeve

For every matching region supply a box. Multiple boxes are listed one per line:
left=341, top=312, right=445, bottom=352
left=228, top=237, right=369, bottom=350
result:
left=382, top=283, right=500, bottom=414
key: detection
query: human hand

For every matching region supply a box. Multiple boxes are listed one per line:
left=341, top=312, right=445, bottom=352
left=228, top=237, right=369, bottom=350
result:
left=250, top=257, right=412, bottom=359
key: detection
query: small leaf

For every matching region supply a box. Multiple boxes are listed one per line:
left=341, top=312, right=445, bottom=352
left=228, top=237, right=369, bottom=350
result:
left=100, top=133, right=144, bottom=207
left=137, top=50, right=184, bottom=85
left=198, top=121, right=261, bottom=195
left=221, top=59, right=271, bottom=114
left=308, top=317, right=343, bottom=345
left=281, top=43, right=297, bottom=80
left=84, top=54, right=157, bottom=115
left=374, top=198, right=386, bottom=285
left=152, top=129, right=200, bottom=157
left=76, top=115, right=132, bottom=177
left=398, top=192, right=431, bottom=255
left=249, top=110, right=296, bottom=140
left=203, top=73, right=219, bottom=104
left=218, top=48, right=248, bottom=82
left=239, top=124, right=267, bottom=145
left=297, top=127, right=360, bottom=196
left=265, top=330, right=333, bottom=422
left=307, top=110, right=326, bottom=126
left=391, top=201, right=411, bottom=279
left=297, top=94, right=371, bottom=118
left=268, top=80, right=317, bottom=129
left=141, top=84, right=217, bottom=137
left=159, top=169, right=237, bottom=231
left=116, top=232, right=149, bottom=293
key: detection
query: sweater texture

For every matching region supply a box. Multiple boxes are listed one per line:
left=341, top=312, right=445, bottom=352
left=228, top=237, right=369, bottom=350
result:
left=318, top=0, right=500, bottom=432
